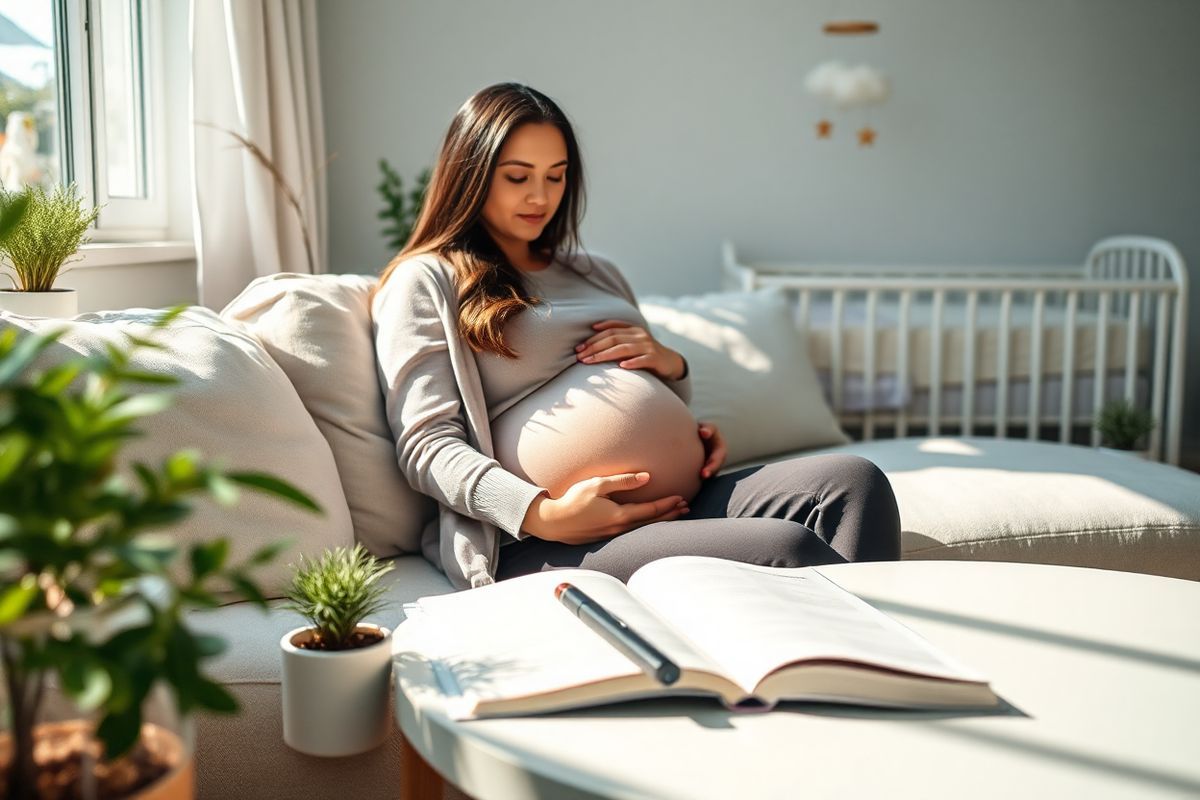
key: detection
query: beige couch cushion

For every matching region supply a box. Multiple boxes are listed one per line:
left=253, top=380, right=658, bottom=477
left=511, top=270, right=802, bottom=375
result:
left=0, top=306, right=355, bottom=598
left=220, top=273, right=435, bottom=556
left=725, top=437, right=1200, bottom=581
left=641, top=288, right=849, bottom=465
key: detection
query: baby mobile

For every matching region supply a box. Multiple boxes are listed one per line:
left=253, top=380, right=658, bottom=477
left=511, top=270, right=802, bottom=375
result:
left=804, top=19, right=889, bottom=147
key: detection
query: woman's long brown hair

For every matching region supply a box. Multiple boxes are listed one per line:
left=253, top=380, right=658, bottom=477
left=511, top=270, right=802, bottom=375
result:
left=372, top=83, right=587, bottom=358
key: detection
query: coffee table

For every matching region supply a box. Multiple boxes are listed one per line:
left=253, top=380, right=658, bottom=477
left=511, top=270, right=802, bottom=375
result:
left=392, top=560, right=1200, bottom=799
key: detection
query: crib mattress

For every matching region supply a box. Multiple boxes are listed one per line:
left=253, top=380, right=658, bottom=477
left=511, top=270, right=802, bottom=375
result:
left=802, top=296, right=1154, bottom=387
left=821, top=370, right=1148, bottom=418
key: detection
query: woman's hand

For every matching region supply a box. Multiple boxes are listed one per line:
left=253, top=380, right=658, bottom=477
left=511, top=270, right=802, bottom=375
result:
left=698, top=421, right=727, bottom=479
left=575, top=320, right=686, bottom=381
left=521, top=472, right=689, bottom=545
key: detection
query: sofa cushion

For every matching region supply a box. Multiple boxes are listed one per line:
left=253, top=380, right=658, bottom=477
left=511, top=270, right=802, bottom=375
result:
left=724, top=437, right=1200, bottom=581
left=220, top=273, right=435, bottom=556
left=641, top=287, right=849, bottom=465
left=0, top=306, right=355, bottom=598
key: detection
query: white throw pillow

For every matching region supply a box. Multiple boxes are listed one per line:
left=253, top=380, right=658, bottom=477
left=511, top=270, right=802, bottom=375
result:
left=0, top=306, right=355, bottom=599
left=220, top=273, right=435, bottom=556
left=640, top=288, right=849, bottom=466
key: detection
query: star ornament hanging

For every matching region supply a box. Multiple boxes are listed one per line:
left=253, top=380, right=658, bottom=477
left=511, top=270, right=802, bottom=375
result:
left=857, top=126, right=877, bottom=146
left=816, top=120, right=833, bottom=138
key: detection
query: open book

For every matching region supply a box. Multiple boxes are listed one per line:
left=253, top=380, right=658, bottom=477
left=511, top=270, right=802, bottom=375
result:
left=399, top=556, right=999, bottom=721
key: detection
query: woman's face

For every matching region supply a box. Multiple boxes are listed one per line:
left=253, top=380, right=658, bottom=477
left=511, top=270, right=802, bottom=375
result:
left=480, top=122, right=568, bottom=259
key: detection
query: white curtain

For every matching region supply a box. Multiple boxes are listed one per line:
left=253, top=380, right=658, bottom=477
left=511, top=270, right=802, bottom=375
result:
left=190, top=0, right=328, bottom=310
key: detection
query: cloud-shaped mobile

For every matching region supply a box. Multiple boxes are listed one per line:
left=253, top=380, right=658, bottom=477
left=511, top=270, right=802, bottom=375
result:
left=804, top=61, right=890, bottom=109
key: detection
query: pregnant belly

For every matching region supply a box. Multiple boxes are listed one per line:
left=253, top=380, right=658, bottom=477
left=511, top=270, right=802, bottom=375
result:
left=492, top=363, right=705, bottom=505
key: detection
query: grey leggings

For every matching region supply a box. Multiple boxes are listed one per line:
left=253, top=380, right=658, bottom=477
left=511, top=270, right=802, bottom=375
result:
left=496, top=453, right=902, bottom=583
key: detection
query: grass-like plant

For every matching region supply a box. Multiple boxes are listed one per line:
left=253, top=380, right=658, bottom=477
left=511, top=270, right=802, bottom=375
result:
left=376, top=159, right=431, bottom=252
left=1096, top=400, right=1156, bottom=451
left=0, top=182, right=101, bottom=292
left=283, top=544, right=394, bottom=651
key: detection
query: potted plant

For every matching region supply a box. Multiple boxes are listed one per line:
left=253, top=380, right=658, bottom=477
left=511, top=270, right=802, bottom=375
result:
left=0, top=305, right=321, bottom=799
left=1096, top=400, right=1156, bottom=456
left=376, top=159, right=431, bottom=251
left=280, top=544, right=395, bottom=757
left=0, top=182, right=101, bottom=318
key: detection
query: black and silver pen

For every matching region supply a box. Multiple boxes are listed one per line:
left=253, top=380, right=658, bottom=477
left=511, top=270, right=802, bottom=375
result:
left=555, top=582, right=681, bottom=686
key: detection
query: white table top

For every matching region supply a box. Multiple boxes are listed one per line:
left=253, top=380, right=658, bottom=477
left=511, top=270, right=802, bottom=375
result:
left=393, top=560, right=1200, bottom=800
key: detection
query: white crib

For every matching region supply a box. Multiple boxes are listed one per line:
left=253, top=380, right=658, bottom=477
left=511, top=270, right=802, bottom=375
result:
left=721, top=236, right=1189, bottom=465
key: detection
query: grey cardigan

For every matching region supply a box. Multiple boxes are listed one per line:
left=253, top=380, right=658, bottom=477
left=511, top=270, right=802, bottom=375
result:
left=371, top=250, right=692, bottom=590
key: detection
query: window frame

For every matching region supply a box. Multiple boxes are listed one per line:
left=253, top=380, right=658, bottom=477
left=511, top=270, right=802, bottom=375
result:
left=56, top=0, right=169, bottom=241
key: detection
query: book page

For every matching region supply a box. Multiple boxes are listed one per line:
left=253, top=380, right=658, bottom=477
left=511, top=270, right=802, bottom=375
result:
left=628, top=557, right=988, bottom=694
left=408, top=569, right=736, bottom=716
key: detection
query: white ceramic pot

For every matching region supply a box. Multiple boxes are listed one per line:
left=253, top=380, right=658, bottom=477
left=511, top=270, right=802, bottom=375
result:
left=0, top=287, right=78, bottom=317
left=280, top=623, right=393, bottom=757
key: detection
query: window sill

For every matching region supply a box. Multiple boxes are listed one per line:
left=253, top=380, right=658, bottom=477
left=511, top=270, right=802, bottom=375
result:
left=71, top=241, right=196, bottom=270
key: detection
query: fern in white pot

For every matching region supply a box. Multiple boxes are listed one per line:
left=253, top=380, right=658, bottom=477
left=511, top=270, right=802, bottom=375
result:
left=279, top=544, right=396, bottom=757
left=0, top=183, right=101, bottom=318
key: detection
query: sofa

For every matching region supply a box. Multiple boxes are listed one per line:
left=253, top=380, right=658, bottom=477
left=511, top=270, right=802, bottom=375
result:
left=4, top=272, right=1198, bottom=800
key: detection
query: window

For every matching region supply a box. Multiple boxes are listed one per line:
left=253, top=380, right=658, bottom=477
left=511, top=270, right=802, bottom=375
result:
left=0, top=0, right=166, bottom=240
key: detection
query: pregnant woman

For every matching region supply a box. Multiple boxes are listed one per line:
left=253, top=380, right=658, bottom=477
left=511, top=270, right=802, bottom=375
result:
left=371, top=82, right=900, bottom=590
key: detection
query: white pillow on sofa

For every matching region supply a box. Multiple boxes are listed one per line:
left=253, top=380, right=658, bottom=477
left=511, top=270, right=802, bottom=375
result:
left=220, top=273, right=435, bottom=556
left=640, top=287, right=849, bottom=466
left=0, top=306, right=355, bottom=598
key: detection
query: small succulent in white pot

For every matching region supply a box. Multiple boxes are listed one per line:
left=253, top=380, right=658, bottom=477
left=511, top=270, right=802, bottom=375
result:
left=0, top=183, right=101, bottom=318
left=280, top=544, right=396, bottom=757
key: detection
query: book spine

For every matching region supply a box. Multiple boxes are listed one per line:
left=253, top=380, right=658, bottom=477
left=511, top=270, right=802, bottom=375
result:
left=723, top=695, right=776, bottom=714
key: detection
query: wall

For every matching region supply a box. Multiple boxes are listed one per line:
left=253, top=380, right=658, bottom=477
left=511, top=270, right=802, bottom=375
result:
left=68, top=259, right=196, bottom=312
left=313, top=1, right=1197, bottom=455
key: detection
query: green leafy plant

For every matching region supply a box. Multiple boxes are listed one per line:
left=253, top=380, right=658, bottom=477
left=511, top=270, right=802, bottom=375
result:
left=0, top=182, right=101, bottom=292
left=376, top=159, right=431, bottom=252
left=283, top=544, right=394, bottom=651
left=1096, top=400, right=1156, bottom=451
left=0, top=89, right=54, bottom=143
left=0, top=305, right=321, bottom=798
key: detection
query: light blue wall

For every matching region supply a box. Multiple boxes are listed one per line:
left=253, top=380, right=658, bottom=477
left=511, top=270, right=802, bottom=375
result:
left=317, top=0, right=1200, bottom=452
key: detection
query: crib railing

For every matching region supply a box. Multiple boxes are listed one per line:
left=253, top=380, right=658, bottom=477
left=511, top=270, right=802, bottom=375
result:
left=721, top=236, right=1188, bottom=465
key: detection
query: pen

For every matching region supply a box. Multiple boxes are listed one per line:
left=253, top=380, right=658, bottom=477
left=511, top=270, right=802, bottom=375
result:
left=554, top=582, right=681, bottom=686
